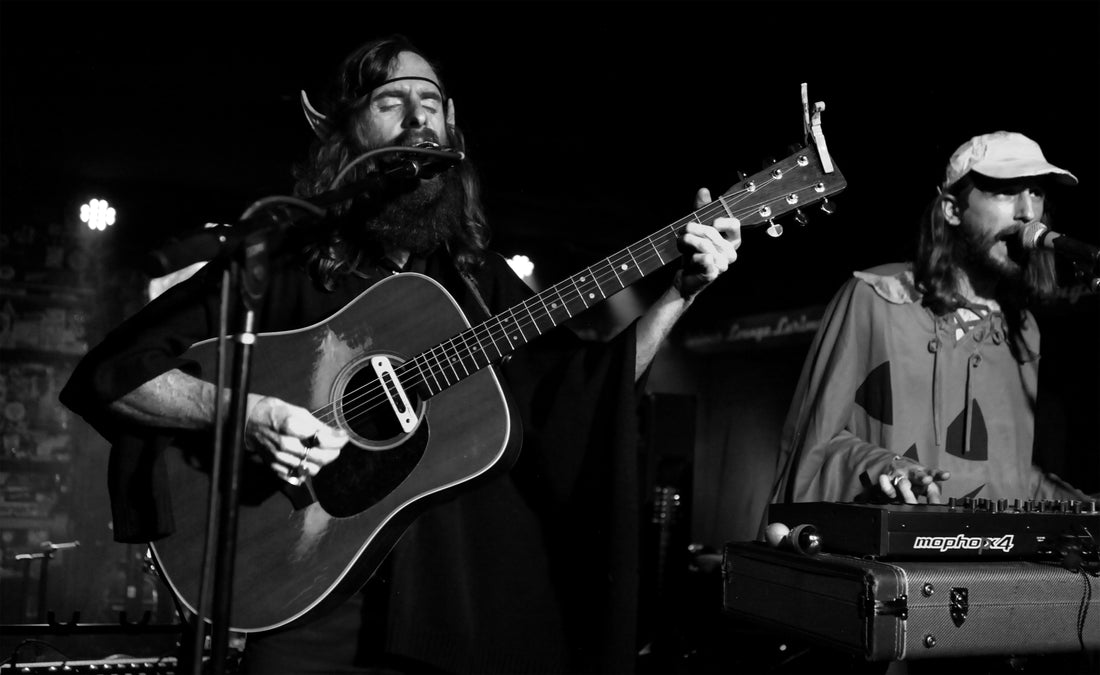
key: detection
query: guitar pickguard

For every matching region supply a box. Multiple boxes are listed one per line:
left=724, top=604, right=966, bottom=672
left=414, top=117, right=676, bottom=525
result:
left=313, top=421, right=430, bottom=518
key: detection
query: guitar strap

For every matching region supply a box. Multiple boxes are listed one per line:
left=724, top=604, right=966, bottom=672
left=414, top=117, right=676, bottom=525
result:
left=459, top=267, right=493, bottom=321
left=450, top=246, right=493, bottom=322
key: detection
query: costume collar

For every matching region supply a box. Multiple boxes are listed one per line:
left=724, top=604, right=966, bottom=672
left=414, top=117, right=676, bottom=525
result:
left=853, top=265, right=922, bottom=305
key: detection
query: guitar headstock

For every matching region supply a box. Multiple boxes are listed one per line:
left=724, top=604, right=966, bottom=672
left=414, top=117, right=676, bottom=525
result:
left=718, top=142, right=847, bottom=237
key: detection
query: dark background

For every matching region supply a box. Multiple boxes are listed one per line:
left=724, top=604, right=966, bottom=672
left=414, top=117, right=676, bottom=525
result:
left=1, top=0, right=1098, bottom=666
left=4, top=0, right=1098, bottom=291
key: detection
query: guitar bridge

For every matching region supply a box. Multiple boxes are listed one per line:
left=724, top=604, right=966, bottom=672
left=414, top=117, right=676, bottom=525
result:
left=371, top=355, right=418, bottom=432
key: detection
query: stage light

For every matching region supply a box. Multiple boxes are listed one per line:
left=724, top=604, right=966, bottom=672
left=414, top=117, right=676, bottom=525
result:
left=79, top=198, right=116, bottom=231
left=506, top=254, right=534, bottom=279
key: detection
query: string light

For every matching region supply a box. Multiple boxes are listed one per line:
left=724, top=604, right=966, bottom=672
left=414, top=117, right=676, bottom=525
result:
left=80, top=198, right=116, bottom=231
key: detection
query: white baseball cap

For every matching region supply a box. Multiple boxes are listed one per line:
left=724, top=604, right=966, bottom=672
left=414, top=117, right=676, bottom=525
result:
left=943, top=131, right=1078, bottom=189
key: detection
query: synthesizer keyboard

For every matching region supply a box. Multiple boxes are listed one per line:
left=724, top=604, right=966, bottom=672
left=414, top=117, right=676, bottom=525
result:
left=767, top=499, right=1099, bottom=559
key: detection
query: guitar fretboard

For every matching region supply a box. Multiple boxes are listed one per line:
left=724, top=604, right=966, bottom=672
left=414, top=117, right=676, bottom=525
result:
left=403, top=141, right=844, bottom=397
left=409, top=221, right=692, bottom=396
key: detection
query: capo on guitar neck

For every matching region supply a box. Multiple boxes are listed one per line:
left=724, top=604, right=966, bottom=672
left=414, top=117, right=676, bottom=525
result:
left=801, top=83, right=835, bottom=174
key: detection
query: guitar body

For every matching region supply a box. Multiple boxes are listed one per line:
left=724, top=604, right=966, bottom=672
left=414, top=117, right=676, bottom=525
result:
left=149, top=273, right=520, bottom=633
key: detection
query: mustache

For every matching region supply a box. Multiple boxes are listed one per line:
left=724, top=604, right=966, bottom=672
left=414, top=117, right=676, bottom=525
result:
left=392, top=128, right=442, bottom=148
left=998, top=224, right=1040, bottom=259
left=996, top=226, right=1026, bottom=243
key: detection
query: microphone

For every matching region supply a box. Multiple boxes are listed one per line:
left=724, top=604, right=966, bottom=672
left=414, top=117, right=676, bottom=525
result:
left=310, top=143, right=465, bottom=207
left=1020, top=222, right=1100, bottom=272
left=382, top=141, right=465, bottom=180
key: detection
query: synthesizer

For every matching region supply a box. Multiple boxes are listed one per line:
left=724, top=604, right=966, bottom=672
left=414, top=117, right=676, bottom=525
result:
left=767, top=499, right=1099, bottom=559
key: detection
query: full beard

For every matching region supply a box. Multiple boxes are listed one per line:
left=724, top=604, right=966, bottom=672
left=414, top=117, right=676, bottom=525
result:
left=959, top=226, right=1027, bottom=283
left=353, top=164, right=465, bottom=257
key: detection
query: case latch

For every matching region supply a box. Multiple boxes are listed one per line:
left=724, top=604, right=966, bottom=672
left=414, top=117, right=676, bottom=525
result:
left=950, top=587, right=969, bottom=626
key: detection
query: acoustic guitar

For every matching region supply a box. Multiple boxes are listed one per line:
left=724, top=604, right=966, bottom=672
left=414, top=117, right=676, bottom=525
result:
left=150, top=137, right=846, bottom=632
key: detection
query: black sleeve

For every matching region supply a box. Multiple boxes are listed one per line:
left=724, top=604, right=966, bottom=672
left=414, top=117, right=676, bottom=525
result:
left=59, top=264, right=225, bottom=438
left=58, top=264, right=226, bottom=542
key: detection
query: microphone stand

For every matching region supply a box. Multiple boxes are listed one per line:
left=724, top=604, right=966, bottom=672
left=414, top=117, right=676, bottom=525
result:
left=191, top=203, right=308, bottom=675
left=185, top=262, right=230, bottom=674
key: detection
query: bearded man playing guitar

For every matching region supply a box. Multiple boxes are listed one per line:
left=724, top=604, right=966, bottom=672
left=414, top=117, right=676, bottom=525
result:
left=61, top=35, right=740, bottom=674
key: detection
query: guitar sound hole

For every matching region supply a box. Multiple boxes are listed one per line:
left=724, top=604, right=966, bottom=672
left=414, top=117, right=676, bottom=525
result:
left=340, top=362, right=424, bottom=446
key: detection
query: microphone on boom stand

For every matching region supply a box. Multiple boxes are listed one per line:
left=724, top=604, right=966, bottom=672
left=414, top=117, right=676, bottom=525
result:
left=141, top=143, right=466, bottom=277
left=308, top=141, right=465, bottom=206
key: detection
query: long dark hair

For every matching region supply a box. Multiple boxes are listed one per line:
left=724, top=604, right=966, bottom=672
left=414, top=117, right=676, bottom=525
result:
left=913, top=173, right=1058, bottom=357
left=293, top=35, right=489, bottom=290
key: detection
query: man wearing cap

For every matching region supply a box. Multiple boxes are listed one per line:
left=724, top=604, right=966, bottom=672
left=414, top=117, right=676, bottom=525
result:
left=770, top=131, right=1090, bottom=507
left=60, top=35, right=740, bottom=673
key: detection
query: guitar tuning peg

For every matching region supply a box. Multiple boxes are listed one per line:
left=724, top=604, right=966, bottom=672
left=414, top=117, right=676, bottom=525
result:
left=794, top=209, right=808, bottom=226
left=766, top=219, right=784, bottom=238
left=819, top=198, right=836, bottom=215
left=737, top=171, right=748, bottom=181
left=762, top=157, right=776, bottom=169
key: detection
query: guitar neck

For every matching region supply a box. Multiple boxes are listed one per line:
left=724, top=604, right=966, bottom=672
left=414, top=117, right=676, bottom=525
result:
left=409, top=141, right=845, bottom=397
left=410, top=217, right=699, bottom=397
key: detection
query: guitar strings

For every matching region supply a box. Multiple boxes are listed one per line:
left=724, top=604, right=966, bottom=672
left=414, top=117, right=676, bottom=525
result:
left=304, top=198, right=706, bottom=426
left=311, top=177, right=823, bottom=430
left=380, top=171, right=812, bottom=382
left=306, top=203, right=710, bottom=427
left=311, top=176, right=818, bottom=430
left=312, top=174, right=826, bottom=430
left=366, top=173, right=790, bottom=389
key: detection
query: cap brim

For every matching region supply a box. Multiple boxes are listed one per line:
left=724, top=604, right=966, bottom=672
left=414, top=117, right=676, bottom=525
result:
left=973, top=160, right=1078, bottom=186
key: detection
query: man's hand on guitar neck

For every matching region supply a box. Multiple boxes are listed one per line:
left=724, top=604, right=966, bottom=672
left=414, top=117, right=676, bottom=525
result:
left=246, top=395, right=349, bottom=486
left=674, top=187, right=742, bottom=300
left=634, top=188, right=741, bottom=381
